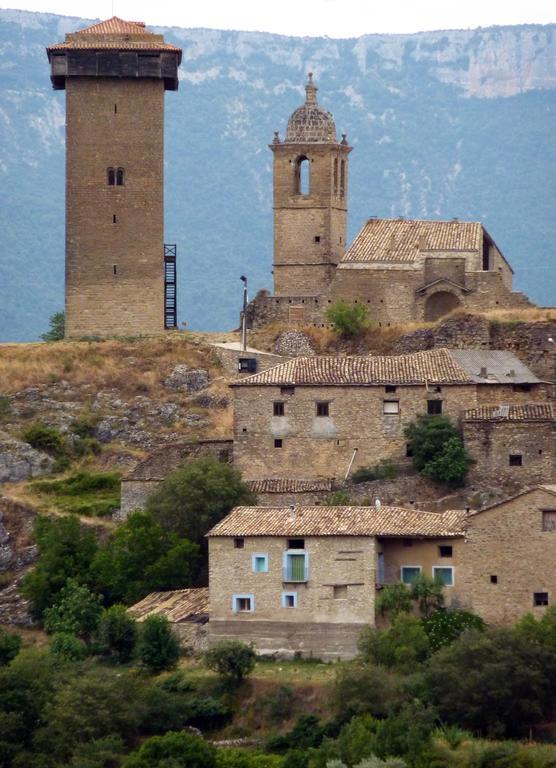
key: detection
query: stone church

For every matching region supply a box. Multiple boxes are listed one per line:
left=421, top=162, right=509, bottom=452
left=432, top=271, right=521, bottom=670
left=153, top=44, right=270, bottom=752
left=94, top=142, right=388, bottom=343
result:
left=248, top=75, right=533, bottom=328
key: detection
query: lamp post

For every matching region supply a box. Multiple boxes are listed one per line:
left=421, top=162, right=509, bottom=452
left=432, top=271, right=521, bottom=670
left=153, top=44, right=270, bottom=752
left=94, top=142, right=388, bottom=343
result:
left=240, top=275, right=248, bottom=351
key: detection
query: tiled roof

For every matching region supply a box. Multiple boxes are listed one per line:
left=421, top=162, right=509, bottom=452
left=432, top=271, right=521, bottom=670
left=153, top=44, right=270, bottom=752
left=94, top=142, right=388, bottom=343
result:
left=464, top=403, right=554, bottom=421
left=207, top=506, right=467, bottom=538
left=247, top=478, right=334, bottom=494
left=232, top=349, right=472, bottom=387
left=129, top=588, right=209, bottom=623
left=341, top=218, right=482, bottom=264
left=470, top=485, right=556, bottom=516
left=47, top=16, right=181, bottom=54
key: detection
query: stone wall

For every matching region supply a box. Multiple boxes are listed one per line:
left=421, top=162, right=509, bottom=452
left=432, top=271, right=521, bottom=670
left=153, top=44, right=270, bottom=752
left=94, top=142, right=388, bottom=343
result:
left=211, top=344, right=285, bottom=378
left=464, top=419, right=555, bottom=486
left=65, top=78, right=165, bottom=337
left=208, top=534, right=376, bottom=659
left=233, top=382, right=545, bottom=481
left=120, top=479, right=161, bottom=517
left=460, top=487, right=556, bottom=624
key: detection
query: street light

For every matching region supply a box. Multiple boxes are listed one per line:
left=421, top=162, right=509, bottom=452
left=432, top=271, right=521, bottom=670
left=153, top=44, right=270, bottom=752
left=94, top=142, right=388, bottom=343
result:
left=240, top=275, right=248, bottom=351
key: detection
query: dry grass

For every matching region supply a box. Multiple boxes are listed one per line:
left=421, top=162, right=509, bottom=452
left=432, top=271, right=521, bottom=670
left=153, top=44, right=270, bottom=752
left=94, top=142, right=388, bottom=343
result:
left=482, top=307, right=556, bottom=324
left=0, top=333, right=219, bottom=397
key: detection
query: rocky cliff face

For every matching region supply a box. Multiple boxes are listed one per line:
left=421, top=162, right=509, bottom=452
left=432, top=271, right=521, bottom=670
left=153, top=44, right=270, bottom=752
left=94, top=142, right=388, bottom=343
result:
left=0, top=11, right=554, bottom=344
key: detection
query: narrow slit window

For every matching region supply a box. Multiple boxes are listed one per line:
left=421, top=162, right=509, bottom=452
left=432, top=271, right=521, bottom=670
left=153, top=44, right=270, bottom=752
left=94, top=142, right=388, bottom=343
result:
left=107, top=167, right=115, bottom=186
left=340, top=159, right=345, bottom=197
left=113, top=264, right=117, bottom=275
left=333, top=157, right=338, bottom=195
left=116, top=167, right=125, bottom=186
left=112, top=214, right=117, bottom=224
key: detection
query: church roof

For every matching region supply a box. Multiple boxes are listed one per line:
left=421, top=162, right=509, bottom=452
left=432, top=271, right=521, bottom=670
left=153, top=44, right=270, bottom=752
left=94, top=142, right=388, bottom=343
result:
left=47, top=16, right=181, bottom=57
left=341, top=218, right=484, bottom=264
left=285, top=73, right=337, bottom=144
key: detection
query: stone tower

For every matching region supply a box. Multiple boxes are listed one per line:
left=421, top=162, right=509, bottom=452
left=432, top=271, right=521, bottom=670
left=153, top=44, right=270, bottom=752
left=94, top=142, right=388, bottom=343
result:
left=270, top=74, right=351, bottom=297
left=47, top=17, right=182, bottom=338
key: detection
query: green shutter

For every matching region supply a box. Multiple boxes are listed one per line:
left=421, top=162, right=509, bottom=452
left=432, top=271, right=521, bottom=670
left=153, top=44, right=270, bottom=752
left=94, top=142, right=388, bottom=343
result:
left=290, top=554, right=305, bottom=581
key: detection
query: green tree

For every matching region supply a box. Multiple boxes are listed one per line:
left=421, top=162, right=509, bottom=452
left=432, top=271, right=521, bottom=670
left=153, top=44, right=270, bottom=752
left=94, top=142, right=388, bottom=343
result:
left=331, top=664, right=405, bottom=723
left=325, top=301, right=369, bottom=337
left=424, top=628, right=556, bottom=737
left=146, top=456, right=256, bottom=546
left=43, top=578, right=103, bottom=640
left=22, top=516, right=98, bottom=620
left=90, top=511, right=199, bottom=605
left=40, top=311, right=65, bottom=342
left=204, top=640, right=256, bottom=685
left=122, top=730, right=216, bottom=768
left=138, top=615, right=181, bottom=673
left=0, top=628, right=22, bottom=666
left=404, top=415, right=473, bottom=486
left=96, top=605, right=138, bottom=663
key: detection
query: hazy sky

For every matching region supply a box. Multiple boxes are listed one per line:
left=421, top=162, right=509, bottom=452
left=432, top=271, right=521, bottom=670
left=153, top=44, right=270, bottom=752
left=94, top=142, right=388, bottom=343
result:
left=5, top=0, right=555, bottom=36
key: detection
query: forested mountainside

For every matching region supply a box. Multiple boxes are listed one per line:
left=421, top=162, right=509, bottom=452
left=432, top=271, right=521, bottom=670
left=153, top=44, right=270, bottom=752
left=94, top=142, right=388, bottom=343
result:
left=0, top=10, right=554, bottom=341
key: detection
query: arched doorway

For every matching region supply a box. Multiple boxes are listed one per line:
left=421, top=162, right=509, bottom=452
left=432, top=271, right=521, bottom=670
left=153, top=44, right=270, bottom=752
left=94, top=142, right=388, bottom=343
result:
left=424, top=291, right=461, bottom=321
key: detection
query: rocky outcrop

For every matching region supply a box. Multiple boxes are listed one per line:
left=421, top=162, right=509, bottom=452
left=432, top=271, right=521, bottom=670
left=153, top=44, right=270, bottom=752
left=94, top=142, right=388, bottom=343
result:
left=273, top=331, right=316, bottom=357
left=0, top=435, right=53, bottom=483
left=0, top=496, right=38, bottom=626
left=164, top=365, right=210, bottom=393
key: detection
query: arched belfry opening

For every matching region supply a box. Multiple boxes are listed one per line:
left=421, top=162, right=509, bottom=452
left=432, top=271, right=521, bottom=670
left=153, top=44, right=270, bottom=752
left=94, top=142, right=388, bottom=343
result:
left=424, top=291, right=461, bottom=321
left=296, top=155, right=310, bottom=195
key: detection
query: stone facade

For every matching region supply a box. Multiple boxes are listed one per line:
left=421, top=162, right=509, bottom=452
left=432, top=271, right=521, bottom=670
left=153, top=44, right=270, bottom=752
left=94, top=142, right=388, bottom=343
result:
left=248, top=80, right=535, bottom=330
left=232, top=350, right=550, bottom=482
left=210, top=343, right=285, bottom=378
left=460, top=486, right=556, bottom=624
left=208, top=534, right=377, bottom=659
left=463, top=405, right=555, bottom=486
left=47, top=18, right=181, bottom=338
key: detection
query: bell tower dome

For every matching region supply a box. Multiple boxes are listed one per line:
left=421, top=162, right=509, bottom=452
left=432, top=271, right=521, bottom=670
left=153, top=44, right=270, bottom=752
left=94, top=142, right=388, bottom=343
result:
left=270, top=74, right=351, bottom=297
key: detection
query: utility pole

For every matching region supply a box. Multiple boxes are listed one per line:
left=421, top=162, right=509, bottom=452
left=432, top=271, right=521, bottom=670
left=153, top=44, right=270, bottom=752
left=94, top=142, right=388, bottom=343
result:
left=240, top=275, right=248, bottom=351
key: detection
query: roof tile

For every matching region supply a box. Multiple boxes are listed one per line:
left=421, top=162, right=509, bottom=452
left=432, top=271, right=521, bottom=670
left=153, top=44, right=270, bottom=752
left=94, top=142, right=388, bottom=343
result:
left=464, top=403, right=554, bottom=421
left=129, top=588, right=209, bottom=623
left=247, top=478, right=333, bottom=494
left=208, top=506, right=467, bottom=538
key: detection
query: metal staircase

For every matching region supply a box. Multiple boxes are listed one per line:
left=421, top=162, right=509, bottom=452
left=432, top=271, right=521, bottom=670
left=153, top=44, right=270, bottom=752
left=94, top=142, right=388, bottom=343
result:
left=164, top=244, right=177, bottom=329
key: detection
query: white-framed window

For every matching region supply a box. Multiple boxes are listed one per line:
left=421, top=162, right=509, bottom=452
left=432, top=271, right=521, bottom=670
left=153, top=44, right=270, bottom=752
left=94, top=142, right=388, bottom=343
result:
left=283, top=550, right=309, bottom=582
left=232, top=594, right=254, bottom=613
left=252, top=554, right=269, bottom=573
left=282, top=591, right=298, bottom=608
left=383, top=400, right=399, bottom=415
left=433, top=566, right=454, bottom=587
left=400, top=565, right=422, bottom=584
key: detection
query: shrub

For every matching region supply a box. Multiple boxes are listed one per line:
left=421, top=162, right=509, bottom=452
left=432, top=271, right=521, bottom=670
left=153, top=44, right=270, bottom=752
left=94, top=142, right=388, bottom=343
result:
left=0, top=627, right=22, bottom=665
left=352, top=460, right=398, bottom=484
left=49, top=631, right=88, bottom=661
left=323, top=490, right=351, bottom=505
left=43, top=578, right=103, bottom=640
left=41, top=311, right=65, bottom=342
left=423, top=609, right=485, bottom=652
left=138, top=615, right=181, bottom=673
left=325, top=301, right=369, bottom=337
left=331, top=664, right=405, bottom=722
left=375, top=584, right=412, bottom=619
left=204, top=640, right=256, bottom=684
left=217, top=748, right=283, bottom=768
left=260, top=684, right=295, bottom=722
left=358, top=615, right=430, bottom=672
left=96, top=604, right=138, bottom=663
left=409, top=574, right=444, bottom=618
left=122, top=730, right=216, bottom=768
left=267, top=714, right=324, bottom=753
left=404, top=415, right=473, bottom=486
left=22, top=422, right=66, bottom=456
left=70, top=415, right=100, bottom=439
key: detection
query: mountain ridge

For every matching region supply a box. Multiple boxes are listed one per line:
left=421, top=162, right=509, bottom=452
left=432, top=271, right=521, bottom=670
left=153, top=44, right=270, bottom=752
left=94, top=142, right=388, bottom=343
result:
left=0, top=10, right=554, bottom=341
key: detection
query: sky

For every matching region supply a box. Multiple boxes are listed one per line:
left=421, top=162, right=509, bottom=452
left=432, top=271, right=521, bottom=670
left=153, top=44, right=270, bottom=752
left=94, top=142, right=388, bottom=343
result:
left=4, top=0, right=555, bottom=37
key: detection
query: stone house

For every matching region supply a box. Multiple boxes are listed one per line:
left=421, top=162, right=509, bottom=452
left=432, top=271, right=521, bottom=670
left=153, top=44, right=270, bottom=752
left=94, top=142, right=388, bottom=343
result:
left=129, top=587, right=209, bottom=651
left=231, top=348, right=549, bottom=482
left=459, top=485, right=556, bottom=624
left=207, top=505, right=466, bottom=659
left=463, top=403, right=555, bottom=485
left=247, top=76, right=533, bottom=330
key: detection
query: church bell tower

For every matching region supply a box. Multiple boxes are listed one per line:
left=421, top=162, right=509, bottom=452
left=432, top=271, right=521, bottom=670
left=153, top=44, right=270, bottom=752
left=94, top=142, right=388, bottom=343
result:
left=270, top=74, right=351, bottom=297
left=47, top=17, right=182, bottom=338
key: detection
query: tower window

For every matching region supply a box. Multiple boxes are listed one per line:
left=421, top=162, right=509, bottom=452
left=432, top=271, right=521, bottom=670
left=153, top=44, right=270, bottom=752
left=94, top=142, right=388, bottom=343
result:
left=314, top=236, right=321, bottom=243
left=333, top=157, right=338, bottom=196
left=116, top=167, right=125, bottom=186
left=112, top=214, right=117, bottom=224
left=296, top=156, right=310, bottom=195
left=113, top=265, right=117, bottom=275
left=114, top=103, right=117, bottom=114
left=107, top=167, right=115, bottom=185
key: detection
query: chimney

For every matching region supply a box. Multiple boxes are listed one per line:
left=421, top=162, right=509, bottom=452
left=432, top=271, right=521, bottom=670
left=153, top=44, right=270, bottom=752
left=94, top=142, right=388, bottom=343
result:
left=479, top=366, right=488, bottom=378
left=288, top=504, right=296, bottom=521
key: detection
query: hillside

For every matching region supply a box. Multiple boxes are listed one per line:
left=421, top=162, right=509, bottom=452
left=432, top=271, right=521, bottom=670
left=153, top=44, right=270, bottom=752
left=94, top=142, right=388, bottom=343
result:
left=0, top=10, right=555, bottom=342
